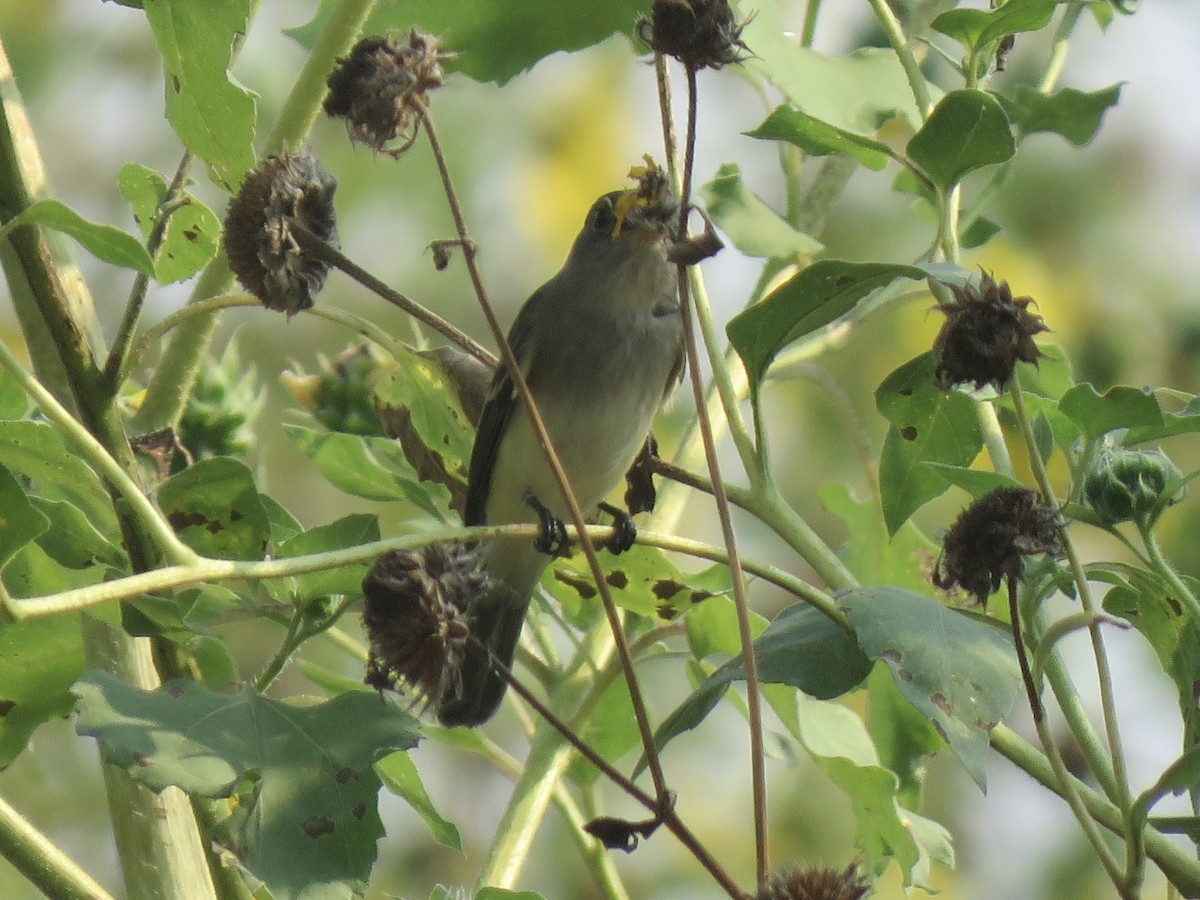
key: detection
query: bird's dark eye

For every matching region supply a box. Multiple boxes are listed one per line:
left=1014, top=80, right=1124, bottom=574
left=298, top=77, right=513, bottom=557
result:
left=587, top=195, right=617, bottom=235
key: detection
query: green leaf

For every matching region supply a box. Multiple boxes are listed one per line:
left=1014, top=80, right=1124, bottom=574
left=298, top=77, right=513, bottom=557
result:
left=866, top=666, right=945, bottom=809
left=271, top=514, right=380, bottom=602
left=741, top=0, right=926, bottom=133
left=685, top=594, right=768, bottom=660
left=143, top=0, right=256, bottom=190
left=74, top=672, right=420, bottom=900
left=698, top=163, right=822, bottom=259
left=567, top=677, right=639, bottom=785
left=375, top=751, right=462, bottom=851
left=791, top=692, right=928, bottom=889
left=288, top=0, right=646, bottom=85
left=645, top=603, right=872, bottom=772
left=0, top=199, right=153, bottom=275
left=0, top=613, right=86, bottom=768
left=876, top=353, right=984, bottom=533
left=0, top=362, right=28, bottom=420
left=118, top=162, right=221, bottom=283
left=31, top=497, right=124, bottom=570
left=960, top=216, right=1001, bottom=249
left=0, top=462, right=48, bottom=572
left=907, top=90, right=1015, bottom=191
left=1122, top=395, right=1200, bottom=444
left=1059, top=383, right=1165, bottom=440
left=841, top=587, right=1021, bottom=790
left=0, top=421, right=116, bottom=534
left=547, top=545, right=720, bottom=620
left=745, top=105, right=892, bottom=170
left=1132, top=744, right=1200, bottom=836
left=728, top=260, right=926, bottom=394
left=818, top=482, right=937, bottom=594
left=285, top=425, right=451, bottom=520
left=373, top=347, right=475, bottom=503
left=156, top=457, right=270, bottom=560
left=475, top=890, right=546, bottom=900
left=918, top=463, right=1023, bottom=500
left=932, top=0, right=1063, bottom=52
left=1001, top=83, right=1123, bottom=146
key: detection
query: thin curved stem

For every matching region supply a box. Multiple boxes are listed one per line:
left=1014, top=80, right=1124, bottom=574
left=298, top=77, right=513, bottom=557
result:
left=1010, top=378, right=1139, bottom=895
left=0, top=335, right=197, bottom=566
left=0, top=793, right=116, bottom=900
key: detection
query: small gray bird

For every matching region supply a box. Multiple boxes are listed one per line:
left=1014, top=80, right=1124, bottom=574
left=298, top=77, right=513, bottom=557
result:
left=437, top=180, right=684, bottom=727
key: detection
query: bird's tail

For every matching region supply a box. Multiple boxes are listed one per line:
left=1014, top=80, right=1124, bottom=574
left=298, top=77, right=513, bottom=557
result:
left=436, top=593, right=529, bottom=727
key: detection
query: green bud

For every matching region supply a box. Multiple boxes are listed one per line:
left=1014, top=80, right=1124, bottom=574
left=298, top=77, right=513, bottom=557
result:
left=1083, top=447, right=1183, bottom=526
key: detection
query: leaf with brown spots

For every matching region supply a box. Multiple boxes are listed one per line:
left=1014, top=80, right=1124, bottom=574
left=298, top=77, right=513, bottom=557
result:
left=876, top=352, right=984, bottom=535
left=157, top=458, right=271, bottom=560
left=73, top=672, right=420, bottom=900
left=840, top=586, right=1020, bottom=791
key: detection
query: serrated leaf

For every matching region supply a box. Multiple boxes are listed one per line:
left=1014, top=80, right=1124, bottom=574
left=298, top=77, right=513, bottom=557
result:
left=745, top=105, right=892, bottom=170
left=288, top=0, right=645, bottom=85
left=698, top=163, right=822, bottom=259
left=285, top=425, right=451, bottom=521
left=792, top=692, right=929, bottom=888
left=876, top=353, right=984, bottom=533
left=841, top=587, right=1021, bottom=790
left=0, top=421, right=116, bottom=534
left=932, top=0, right=1063, bottom=52
left=157, top=457, right=270, bottom=560
left=143, top=0, right=255, bottom=188
left=907, top=90, right=1015, bottom=191
left=0, top=199, right=154, bottom=275
left=866, top=666, right=945, bottom=809
left=1059, top=383, right=1165, bottom=440
left=375, top=751, right=462, bottom=851
left=272, top=514, right=380, bottom=602
left=742, top=0, right=925, bottom=133
left=728, top=260, right=926, bottom=394
left=1001, top=83, right=1123, bottom=146
left=118, top=162, right=221, bottom=283
left=74, top=672, right=420, bottom=900
left=143, top=0, right=256, bottom=190
left=373, top=348, right=475, bottom=511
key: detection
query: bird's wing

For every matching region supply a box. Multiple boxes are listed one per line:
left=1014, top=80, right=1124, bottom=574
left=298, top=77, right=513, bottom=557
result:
left=462, top=286, right=546, bottom=526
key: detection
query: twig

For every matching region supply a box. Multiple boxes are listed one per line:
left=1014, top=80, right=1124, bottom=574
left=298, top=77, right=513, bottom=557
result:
left=668, top=60, right=769, bottom=889
left=103, top=151, right=195, bottom=393
left=289, top=222, right=496, bottom=368
left=414, top=104, right=672, bottom=805
left=490, top=655, right=752, bottom=900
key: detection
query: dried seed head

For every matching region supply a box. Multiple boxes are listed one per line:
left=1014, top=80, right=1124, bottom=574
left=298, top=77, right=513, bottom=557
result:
left=324, top=31, right=449, bottom=154
left=757, top=863, right=873, bottom=900
left=362, top=542, right=487, bottom=709
left=223, top=150, right=338, bottom=315
left=637, top=0, right=751, bottom=71
left=934, top=486, right=1061, bottom=604
left=933, top=272, right=1047, bottom=391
